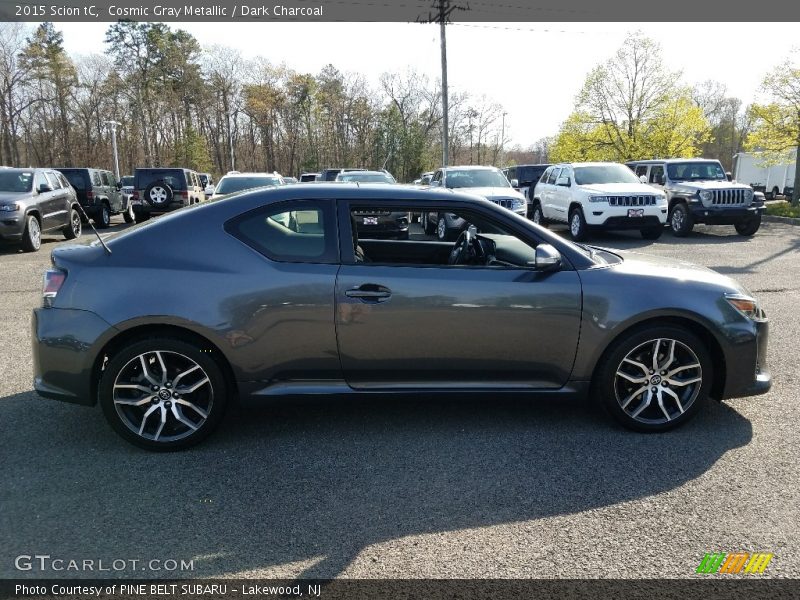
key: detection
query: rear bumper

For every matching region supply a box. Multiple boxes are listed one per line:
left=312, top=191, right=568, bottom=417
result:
left=32, top=307, right=117, bottom=406
left=690, top=204, right=764, bottom=225
left=132, top=201, right=186, bottom=215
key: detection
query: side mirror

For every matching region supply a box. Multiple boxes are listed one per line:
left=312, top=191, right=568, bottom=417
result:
left=656, top=175, right=665, bottom=185
left=726, top=172, right=733, bottom=182
left=511, top=178, right=519, bottom=188
left=116, top=182, right=123, bottom=190
left=37, top=183, right=52, bottom=193
left=530, top=243, right=562, bottom=272
left=556, top=176, right=570, bottom=187
left=430, top=180, right=441, bottom=187
left=639, top=175, right=648, bottom=184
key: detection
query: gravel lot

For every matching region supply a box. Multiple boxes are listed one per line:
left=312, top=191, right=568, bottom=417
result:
left=0, top=218, right=798, bottom=579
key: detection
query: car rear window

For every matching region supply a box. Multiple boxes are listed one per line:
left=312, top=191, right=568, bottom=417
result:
left=59, top=170, right=88, bottom=190
left=135, top=169, right=187, bottom=191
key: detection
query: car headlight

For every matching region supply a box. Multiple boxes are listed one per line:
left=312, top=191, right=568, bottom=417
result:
left=0, top=203, right=19, bottom=212
left=725, top=293, right=766, bottom=321
left=699, top=190, right=713, bottom=202
left=589, top=195, right=609, bottom=203
left=745, top=189, right=754, bottom=201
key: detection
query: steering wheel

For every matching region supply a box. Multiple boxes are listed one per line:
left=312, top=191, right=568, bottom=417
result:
left=448, top=229, right=488, bottom=265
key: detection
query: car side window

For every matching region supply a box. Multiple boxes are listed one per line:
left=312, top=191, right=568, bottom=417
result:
left=44, top=172, right=62, bottom=189
left=547, top=168, right=561, bottom=185
left=225, top=200, right=337, bottom=264
left=34, top=172, right=49, bottom=192
left=92, top=171, right=102, bottom=187
left=635, top=165, right=648, bottom=178
left=56, top=173, right=71, bottom=189
left=650, top=165, right=664, bottom=184
left=100, top=172, right=110, bottom=186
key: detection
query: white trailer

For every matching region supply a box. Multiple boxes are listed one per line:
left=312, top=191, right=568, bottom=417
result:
left=733, top=150, right=797, bottom=199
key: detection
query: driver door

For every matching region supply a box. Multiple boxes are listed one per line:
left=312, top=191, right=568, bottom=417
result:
left=334, top=199, right=582, bottom=390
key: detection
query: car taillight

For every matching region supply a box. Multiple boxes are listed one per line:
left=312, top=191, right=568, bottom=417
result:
left=86, top=190, right=94, bottom=200
left=43, top=269, right=66, bottom=308
left=133, top=191, right=139, bottom=200
left=176, top=191, right=188, bottom=198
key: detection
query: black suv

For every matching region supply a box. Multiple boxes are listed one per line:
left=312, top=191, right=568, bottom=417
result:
left=132, top=168, right=206, bottom=223
left=319, top=168, right=366, bottom=182
left=57, top=168, right=132, bottom=228
left=503, top=164, right=551, bottom=216
left=0, top=168, right=82, bottom=252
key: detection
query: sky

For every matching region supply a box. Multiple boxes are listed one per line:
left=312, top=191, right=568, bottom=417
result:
left=50, top=21, right=799, bottom=147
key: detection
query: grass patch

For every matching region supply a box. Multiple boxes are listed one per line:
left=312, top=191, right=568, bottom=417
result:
left=766, top=202, right=800, bottom=219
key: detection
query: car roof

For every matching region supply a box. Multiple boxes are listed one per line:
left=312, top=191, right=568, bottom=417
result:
left=337, top=170, right=391, bottom=176
left=219, top=172, right=282, bottom=179
left=442, top=165, right=501, bottom=170
left=508, top=163, right=551, bottom=168
left=626, top=158, right=720, bottom=164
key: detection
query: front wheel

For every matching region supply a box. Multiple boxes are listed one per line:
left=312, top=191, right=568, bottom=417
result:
left=595, top=325, right=712, bottom=432
left=95, top=203, right=111, bottom=229
left=568, top=206, right=588, bottom=241
left=63, top=208, right=82, bottom=240
left=669, top=202, right=694, bottom=237
left=21, top=215, right=41, bottom=252
left=437, top=215, right=456, bottom=242
left=531, top=202, right=548, bottom=228
left=99, top=337, right=228, bottom=451
left=735, top=215, right=761, bottom=236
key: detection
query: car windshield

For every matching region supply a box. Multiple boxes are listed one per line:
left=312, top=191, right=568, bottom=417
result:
left=338, top=172, right=395, bottom=183
left=215, top=176, right=282, bottom=195
left=517, top=166, right=548, bottom=184
left=667, top=162, right=726, bottom=181
left=573, top=165, right=641, bottom=185
left=59, top=171, right=87, bottom=190
left=0, top=171, right=33, bottom=193
left=445, top=169, right=510, bottom=189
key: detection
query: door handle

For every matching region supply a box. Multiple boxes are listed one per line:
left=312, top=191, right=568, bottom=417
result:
left=345, top=284, right=392, bottom=303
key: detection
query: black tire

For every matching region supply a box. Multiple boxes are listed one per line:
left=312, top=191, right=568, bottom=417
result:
left=771, top=187, right=780, bottom=200
left=437, top=215, right=452, bottom=241
left=95, top=203, right=111, bottom=229
left=735, top=215, right=761, bottom=236
left=531, top=202, right=548, bottom=228
left=21, top=215, right=41, bottom=252
left=63, top=208, right=82, bottom=240
left=640, top=225, right=663, bottom=240
left=669, top=202, right=694, bottom=237
left=144, top=181, right=173, bottom=208
left=99, top=337, right=228, bottom=451
left=135, top=212, right=151, bottom=224
left=423, top=213, right=436, bottom=235
left=594, top=324, right=712, bottom=433
left=123, top=203, right=135, bottom=224
left=568, top=206, right=588, bottom=241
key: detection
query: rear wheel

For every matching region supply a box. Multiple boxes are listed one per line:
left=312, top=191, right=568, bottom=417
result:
left=123, top=203, right=135, bottom=224
left=437, top=215, right=456, bottom=242
left=770, top=186, right=780, bottom=200
left=568, top=206, right=588, bottom=241
left=669, top=202, right=694, bottom=237
left=95, top=203, right=111, bottom=229
left=735, top=215, right=761, bottom=236
left=423, top=213, right=436, bottom=235
left=21, top=215, right=41, bottom=252
left=595, top=325, right=712, bottom=432
left=63, top=208, right=82, bottom=240
left=99, top=337, right=228, bottom=451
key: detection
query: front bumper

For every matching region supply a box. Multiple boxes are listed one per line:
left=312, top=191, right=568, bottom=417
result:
left=586, top=205, right=667, bottom=228
left=0, top=216, right=25, bottom=241
left=689, top=203, right=764, bottom=225
left=32, top=307, right=117, bottom=406
left=721, top=317, right=771, bottom=399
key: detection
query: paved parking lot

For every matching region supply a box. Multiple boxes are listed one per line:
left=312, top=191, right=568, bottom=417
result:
left=1, top=218, right=798, bottom=579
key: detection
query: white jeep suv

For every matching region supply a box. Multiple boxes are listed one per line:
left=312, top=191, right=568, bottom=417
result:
left=531, top=162, right=667, bottom=241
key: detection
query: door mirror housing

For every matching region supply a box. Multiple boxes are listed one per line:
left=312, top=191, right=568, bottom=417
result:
left=510, top=178, right=519, bottom=188
left=529, top=244, right=562, bottom=272
left=556, top=176, right=570, bottom=187
left=725, top=171, right=733, bottom=182
left=656, top=175, right=665, bottom=185
left=639, top=175, right=648, bottom=184
left=37, top=183, right=52, bottom=194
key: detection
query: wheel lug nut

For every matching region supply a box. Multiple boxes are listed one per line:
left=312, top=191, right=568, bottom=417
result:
left=165, top=401, right=172, bottom=408
left=661, top=371, right=666, bottom=375
left=165, top=382, right=172, bottom=388
left=651, top=387, right=657, bottom=392
left=649, top=370, right=654, bottom=374
left=172, top=392, right=179, bottom=398
left=152, top=385, right=159, bottom=391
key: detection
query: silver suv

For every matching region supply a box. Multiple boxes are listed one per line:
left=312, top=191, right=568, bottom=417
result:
left=627, top=159, right=764, bottom=237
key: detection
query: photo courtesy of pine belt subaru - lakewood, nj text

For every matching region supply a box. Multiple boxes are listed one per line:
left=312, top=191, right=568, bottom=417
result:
left=31, top=184, right=770, bottom=451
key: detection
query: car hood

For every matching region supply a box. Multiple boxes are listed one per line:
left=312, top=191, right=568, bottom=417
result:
left=604, top=248, right=748, bottom=294
left=455, top=186, right=526, bottom=201
left=671, top=180, right=750, bottom=191
left=580, top=183, right=657, bottom=195
left=0, top=191, right=29, bottom=203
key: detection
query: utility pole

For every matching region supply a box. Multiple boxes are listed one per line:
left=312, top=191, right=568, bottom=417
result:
left=104, top=120, right=122, bottom=179
left=439, top=3, right=449, bottom=167
left=500, top=111, right=507, bottom=166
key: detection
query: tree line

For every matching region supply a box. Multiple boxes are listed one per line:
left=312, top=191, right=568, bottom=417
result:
left=0, top=21, right=510, bottom=182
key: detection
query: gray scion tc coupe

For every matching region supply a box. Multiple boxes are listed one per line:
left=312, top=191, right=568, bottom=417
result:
left=32, top=184, right=770, bottom=450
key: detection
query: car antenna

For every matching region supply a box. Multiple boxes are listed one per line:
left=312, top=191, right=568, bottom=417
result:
left=73, top=203, right=112, bottom=256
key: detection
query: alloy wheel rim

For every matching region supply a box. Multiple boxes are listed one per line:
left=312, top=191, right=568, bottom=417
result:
left=438, top=218, right=446, bottom=239
left=112, top=350, right=213, bottom=442
left=614, top=337, right=702, bottom=425
left=150, top=187, right=167, bottom=203
left=72, top=212, right=81, bottom=235
left=533, top=208, right=541, bottom=223
left=571, top=213, right=580, bottom=236
left=30, top=218, right=41, bottom=248
left=672, top=209, right=684, bottom=229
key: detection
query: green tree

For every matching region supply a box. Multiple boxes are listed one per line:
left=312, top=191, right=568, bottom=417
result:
left=747, top=51, right=800, bottom=205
